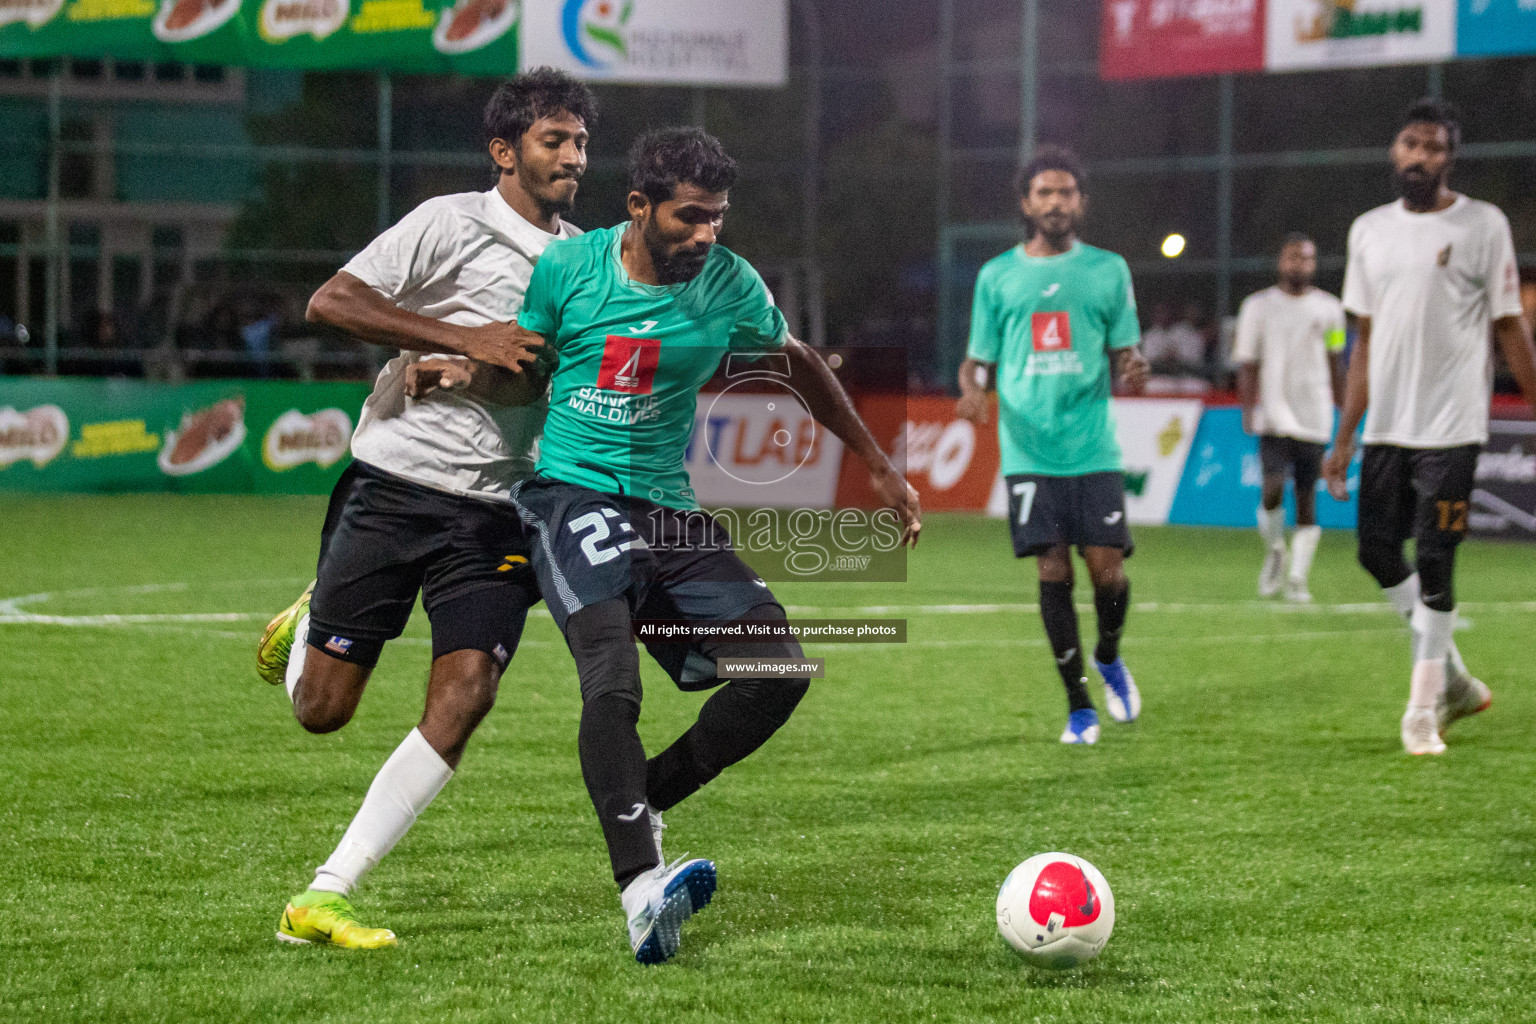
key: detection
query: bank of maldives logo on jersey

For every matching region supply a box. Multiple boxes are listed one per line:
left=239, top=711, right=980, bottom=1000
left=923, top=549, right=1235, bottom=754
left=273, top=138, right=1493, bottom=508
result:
left=1032, top=312, right=1072, bottom=352
left=598, top=335, right=661, bottom=394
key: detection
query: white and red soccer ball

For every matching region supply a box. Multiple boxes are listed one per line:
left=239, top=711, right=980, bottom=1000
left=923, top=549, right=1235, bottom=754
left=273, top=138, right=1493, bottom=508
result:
left=996, top=852, right=1115, bottom=969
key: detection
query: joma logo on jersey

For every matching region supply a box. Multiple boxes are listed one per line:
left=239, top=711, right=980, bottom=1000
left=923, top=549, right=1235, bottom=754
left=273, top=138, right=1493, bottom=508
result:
left=597, top=335, right=661, bottom=394
left=1031, top=312, right=1072, bottom=352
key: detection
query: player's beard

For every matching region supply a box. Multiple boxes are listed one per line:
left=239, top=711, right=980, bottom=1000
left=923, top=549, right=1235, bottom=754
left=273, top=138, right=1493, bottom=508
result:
left=535, top=174, right=580, bottom=220
left=1393, top=165, right=1444, bottom=210
left=643, top=216, right=711, bottom=284
left=1027, top=209, right=1082, bottom=250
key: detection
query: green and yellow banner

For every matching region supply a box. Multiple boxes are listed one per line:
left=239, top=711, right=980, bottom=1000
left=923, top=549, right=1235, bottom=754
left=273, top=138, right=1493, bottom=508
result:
left=0, top=378, right=371, bottom=494
left=0, top=0, right=519, bottom=74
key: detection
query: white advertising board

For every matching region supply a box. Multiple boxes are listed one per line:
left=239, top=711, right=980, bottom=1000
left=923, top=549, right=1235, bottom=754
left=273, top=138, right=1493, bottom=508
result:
left=687, top=391, right=843, bottom=509
left=521, top=0, right=788, bottom=86
left=1266, top=0, right=1455, bottom=70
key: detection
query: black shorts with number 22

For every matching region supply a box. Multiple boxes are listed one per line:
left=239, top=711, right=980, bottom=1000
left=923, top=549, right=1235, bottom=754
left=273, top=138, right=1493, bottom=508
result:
left=1004, top=471, right=1134, bottom=559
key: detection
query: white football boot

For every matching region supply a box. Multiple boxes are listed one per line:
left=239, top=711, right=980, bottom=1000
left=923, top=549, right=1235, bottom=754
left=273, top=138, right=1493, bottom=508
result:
left=1258, top=544, right=1287, bottom=598
left=1437, top=662, right=1491, bottom=738
left=1401, top=707, right=1446, bottom=756
left=623, top=856, right=716, bottom=965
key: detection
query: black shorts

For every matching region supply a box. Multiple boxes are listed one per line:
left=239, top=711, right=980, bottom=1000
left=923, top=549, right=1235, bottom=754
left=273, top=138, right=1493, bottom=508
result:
left=1358, top=444, right=1479, bottom=551
left=1259, top=435, right=1325, bottom=494
left=512, top=475, right=790, bottom=690
left=308, top=460, right=539, bottom=668
left=1004, top=471, right=1134, bottom=559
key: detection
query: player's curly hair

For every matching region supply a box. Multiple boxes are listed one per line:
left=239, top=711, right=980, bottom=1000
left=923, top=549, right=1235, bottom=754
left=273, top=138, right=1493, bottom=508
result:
left=483, top=67, right=598, bottom=172
left=628, top=127, right=738, bottom=205
left=1401, top=96, right=1461, bottom=151
left=1014, top=144, right=1088, bottom=198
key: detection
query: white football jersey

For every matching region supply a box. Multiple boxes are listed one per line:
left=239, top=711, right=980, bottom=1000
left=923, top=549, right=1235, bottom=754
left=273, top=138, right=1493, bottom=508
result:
left=1232, top=286, right=1344, bottom=444
left=1342, top=195, right=1522, bottom=448
left=343, top=189, right=580, bottom=501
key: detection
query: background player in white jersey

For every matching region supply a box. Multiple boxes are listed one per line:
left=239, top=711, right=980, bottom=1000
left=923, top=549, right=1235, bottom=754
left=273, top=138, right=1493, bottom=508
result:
left=1234, top=233, right=1345, bottom=602
left=1323, top=98, right=1536, bottom=755
left=252, top=69, right=597, bottom=945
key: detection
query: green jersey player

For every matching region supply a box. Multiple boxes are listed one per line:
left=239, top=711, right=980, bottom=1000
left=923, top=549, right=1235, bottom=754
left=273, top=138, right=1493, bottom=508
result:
left=411, top=127, right=919, bottom=964
left=957, top=145, right=1150, bottom=746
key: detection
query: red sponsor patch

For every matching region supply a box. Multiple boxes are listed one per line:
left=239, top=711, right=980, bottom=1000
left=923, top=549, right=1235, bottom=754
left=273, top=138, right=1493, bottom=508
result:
left=1031, top=312, right=1072, bottom=353
left=1028, top=859, right=1102, bottom=927
left=597, top=335, right=661, bottom=394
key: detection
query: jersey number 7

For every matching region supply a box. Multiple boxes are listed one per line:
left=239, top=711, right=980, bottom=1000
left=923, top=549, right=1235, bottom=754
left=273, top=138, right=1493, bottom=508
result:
left=1012, top=481, right=1037, bottom=525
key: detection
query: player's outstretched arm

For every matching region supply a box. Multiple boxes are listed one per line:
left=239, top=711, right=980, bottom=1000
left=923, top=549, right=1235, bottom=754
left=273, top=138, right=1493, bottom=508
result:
left=784, top=338, right=921, bottom=548
left=1493, top=315, right=1536, bottom=416
left=956, top=357, right=994, bottom=425
left=306, top=271, right=543, bottom=373
left=1324, top=316, right=1371, bottom=500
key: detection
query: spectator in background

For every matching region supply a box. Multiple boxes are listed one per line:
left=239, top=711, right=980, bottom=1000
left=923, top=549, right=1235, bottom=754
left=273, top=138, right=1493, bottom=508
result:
left=1141, top=300, right=1207, bottom=376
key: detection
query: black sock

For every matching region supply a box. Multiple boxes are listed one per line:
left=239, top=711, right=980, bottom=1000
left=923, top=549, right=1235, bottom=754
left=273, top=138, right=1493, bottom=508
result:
left=1039, top=579, right=1091, bottom=713
left=566, top=600, right=658, bottom=891
left=647, top=675, right=810, bottom=812
left=1093, top=580, right=1130, bottom=665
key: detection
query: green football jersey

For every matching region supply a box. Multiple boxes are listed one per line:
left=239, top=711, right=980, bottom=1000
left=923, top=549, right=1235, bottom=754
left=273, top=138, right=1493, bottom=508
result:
left=966, top=241, right=1140, bottom=477
left=517, top=224, right=789, bottom=509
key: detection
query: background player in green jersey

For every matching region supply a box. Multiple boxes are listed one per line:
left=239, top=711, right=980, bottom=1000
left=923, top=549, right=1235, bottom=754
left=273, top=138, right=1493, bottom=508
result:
left=412, top=127, right=920, bottom=964
left=957, top=145, right=1150, bottom=747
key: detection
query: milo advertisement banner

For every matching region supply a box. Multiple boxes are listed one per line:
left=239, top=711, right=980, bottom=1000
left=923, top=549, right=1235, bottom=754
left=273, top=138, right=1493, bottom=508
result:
left=0, top=378, right=369, bottom=494
left=0, top=0, right=521, bottom=73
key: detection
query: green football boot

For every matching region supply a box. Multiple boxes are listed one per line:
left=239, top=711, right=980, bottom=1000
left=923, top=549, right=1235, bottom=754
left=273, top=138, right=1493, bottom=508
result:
left=276, top=889, right=397, bottom=949
left=256, top=581, right=314, bottom=687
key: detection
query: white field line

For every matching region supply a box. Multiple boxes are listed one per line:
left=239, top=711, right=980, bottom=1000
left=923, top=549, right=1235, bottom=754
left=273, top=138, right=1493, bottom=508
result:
left=2, top=576, right=1532, bottom=633
left=4, top=600, right=1536, bottom=629
left=782, top=600, right=1536, bottom=616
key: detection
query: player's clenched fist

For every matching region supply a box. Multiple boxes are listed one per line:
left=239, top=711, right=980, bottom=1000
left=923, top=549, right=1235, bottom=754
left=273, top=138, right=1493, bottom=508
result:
left=405, top=359, right=472, bottom=398
left=1322, top=442, right=1352, bottom=501
left=871, top=465, right=922, bottom=548
left=955, top=390, right=990, bottom=426
left=1115, top=347, right=1150, bottom=395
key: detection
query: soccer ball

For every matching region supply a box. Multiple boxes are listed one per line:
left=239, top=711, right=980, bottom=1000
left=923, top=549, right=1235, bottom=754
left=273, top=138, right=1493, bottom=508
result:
left=996, top=852, right=1115, bottom=970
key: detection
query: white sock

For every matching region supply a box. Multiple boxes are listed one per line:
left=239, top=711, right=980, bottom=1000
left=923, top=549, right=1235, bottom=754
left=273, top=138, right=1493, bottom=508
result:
left=1289, top=525, right=1321, bottom=583
left=1384, top=574, right=1420, bottom=618
left=1407, top=602, right=1456, bottom=710
left=310, top=728, right=453, bottom=896
left=1411, top=601, right=1456, bottom=664
left=1385, top=575, right=1467, bottom=674
left=284, top=612, right=310, bottom=702
left=1408, top=659, right=1447, bottom=710
left=1257, top=505, right=1286, bottom=550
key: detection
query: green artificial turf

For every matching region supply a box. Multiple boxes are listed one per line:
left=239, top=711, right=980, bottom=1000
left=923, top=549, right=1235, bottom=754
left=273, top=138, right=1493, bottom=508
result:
left=2, top=494, right=1534, bottom=1023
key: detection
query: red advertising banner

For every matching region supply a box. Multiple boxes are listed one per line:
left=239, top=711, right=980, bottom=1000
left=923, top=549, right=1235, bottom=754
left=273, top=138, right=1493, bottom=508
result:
left=836, top=395, right=1000, bottom=512
left=1100, top=0, right=1267, bottom=81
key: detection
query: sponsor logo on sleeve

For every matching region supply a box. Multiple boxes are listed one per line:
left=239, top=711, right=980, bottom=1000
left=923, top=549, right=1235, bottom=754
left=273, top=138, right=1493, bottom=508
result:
left=324, top=636, right=354, bottom=655
left=262, top=408, right=353, bottom=471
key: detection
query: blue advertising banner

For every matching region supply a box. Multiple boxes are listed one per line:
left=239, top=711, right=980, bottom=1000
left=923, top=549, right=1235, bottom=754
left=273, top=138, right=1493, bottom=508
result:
left=1457, top=0, right=1536, bottom=56
left=1167, top=407, right=1361, bottom=530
